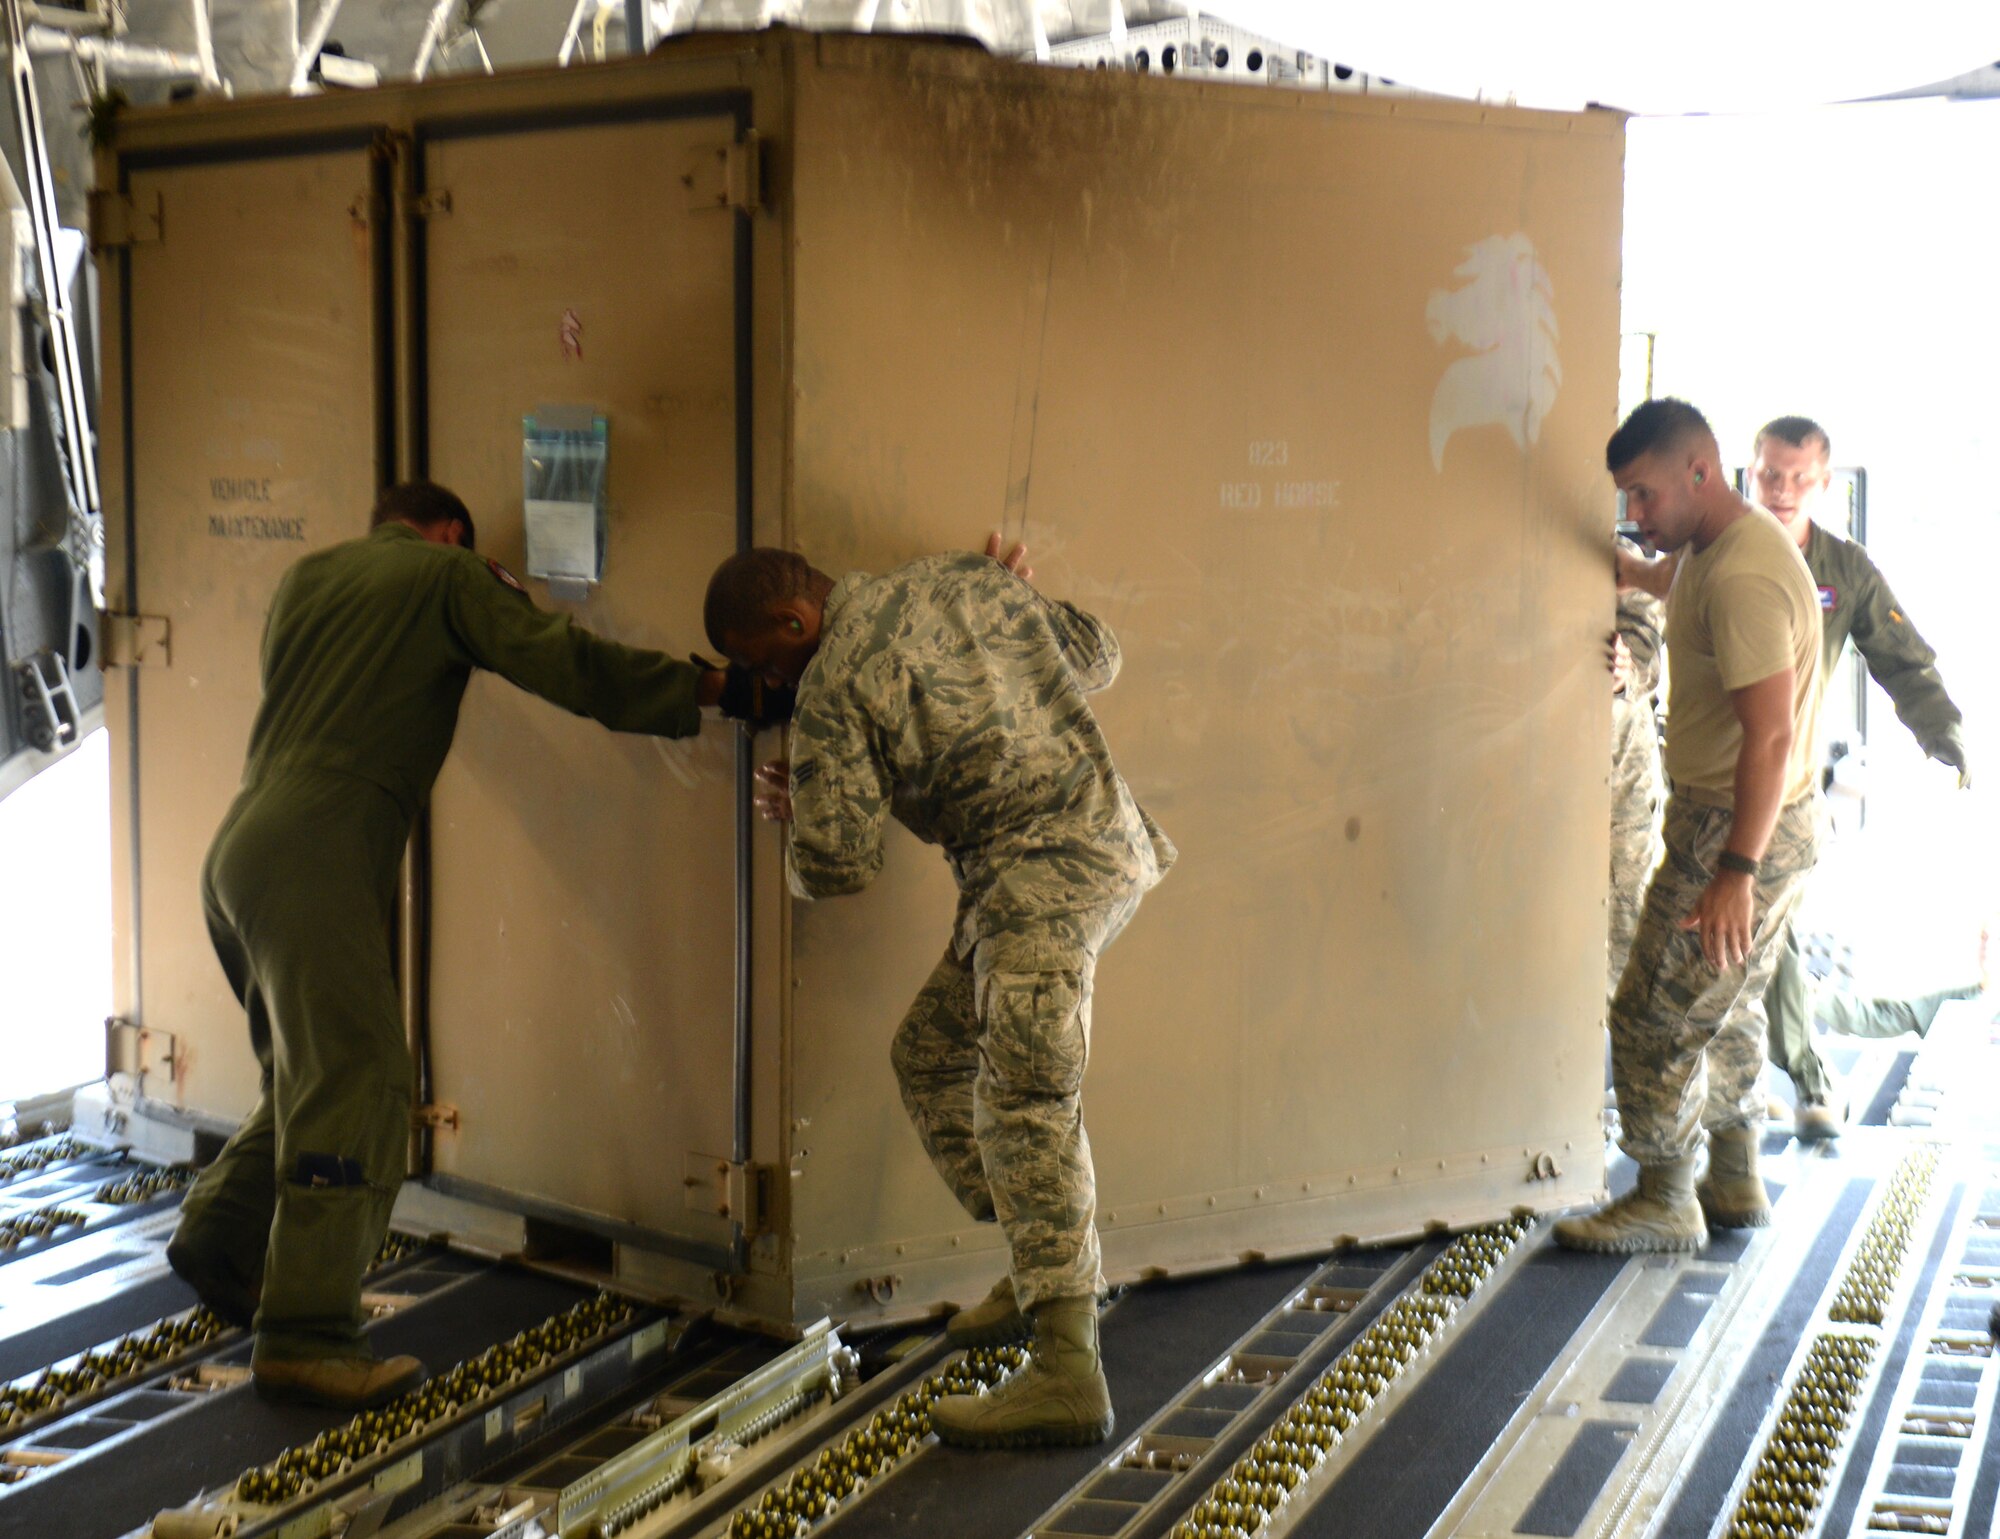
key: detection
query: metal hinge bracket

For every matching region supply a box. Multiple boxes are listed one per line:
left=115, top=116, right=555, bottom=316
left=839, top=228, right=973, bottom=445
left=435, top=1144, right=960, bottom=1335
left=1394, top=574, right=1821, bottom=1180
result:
left=683, top=135, right=760, bottom=214
left=405, top=188, right=452, bottom=220
left=413, top=1102, right=460, bottom=1132
left=101, top=610, right=170, bottom=668
left=684, top=1152, right=772, bottom=1233
left=106, top=1017, right=178, bottom=1083
left=14, top=649, right=80, bottom=751
left=88, top=190, right=163, bottom=250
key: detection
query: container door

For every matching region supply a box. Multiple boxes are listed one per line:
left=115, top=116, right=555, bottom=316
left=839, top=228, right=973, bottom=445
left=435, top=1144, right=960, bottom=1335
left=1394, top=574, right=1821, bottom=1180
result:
left=418, top=112, right=743, bottom=1262
left=109, top=149, right=382, bottom=1120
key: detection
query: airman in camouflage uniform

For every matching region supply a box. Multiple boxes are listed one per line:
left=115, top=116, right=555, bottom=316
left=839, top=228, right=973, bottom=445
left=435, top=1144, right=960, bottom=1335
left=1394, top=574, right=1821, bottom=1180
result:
left=705, top=547, right=1173, bottom=1450
left=1609, top=538, right=1666, bottom=994
left=1745, top=417, right=1969, bottom=1138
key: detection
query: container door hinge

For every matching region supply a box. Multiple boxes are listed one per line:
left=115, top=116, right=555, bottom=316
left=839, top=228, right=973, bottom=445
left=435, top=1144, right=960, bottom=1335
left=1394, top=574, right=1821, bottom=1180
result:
left=683, top=135, right=761, bottom=214
left=106, top=1017, right=178, bottom=1083
left=685, top=1153, right=772, bottom=1233
left=413, top=1102, right=460, bottom=1133
left=405, top=188, right=452, bottom=220
left=88, top=190, right=163, bottom=250
left=101, top=610, right=170, bottom=668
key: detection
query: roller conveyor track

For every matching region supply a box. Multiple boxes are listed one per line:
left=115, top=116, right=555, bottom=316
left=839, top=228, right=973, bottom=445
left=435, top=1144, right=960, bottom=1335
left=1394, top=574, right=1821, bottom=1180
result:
left=0, top=1152, right=194, bottom=1269
left=0, top=1258, right=594, bottom=1539
left=0, top=1135, right=91, bottom=1188
left=11, top=1144, right=1991, bottom=1539
left=8, top=1007, right=1995, bottom=1539
left=0, top=1272, right=199, bottom=1385
left=280, top=1144, right=1985, bottom=1539
left=0, top=1235, right=441, bottom=1447
left=804, top=1257, right=1365, bottom=1539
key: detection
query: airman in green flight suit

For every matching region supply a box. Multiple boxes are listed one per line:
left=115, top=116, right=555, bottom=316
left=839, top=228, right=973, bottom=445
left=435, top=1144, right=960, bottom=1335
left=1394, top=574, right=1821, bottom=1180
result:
left=1748, top=419, right=1970, bottom=1135
left=169, top=482, right=727, bottom=1410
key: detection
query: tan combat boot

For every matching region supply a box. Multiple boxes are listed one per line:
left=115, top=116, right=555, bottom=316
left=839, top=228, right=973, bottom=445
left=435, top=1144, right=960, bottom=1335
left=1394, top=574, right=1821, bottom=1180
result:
left=1698, top=1125, right=1772, bottom=1229
left=931, top=1296, right=1114, bottom=1449
left=946, top=1274, right=1030, bottom=1348
left=1553, top=1156, right=1706, bottom=1254
left=253, top=1351, right=427, bottom=1410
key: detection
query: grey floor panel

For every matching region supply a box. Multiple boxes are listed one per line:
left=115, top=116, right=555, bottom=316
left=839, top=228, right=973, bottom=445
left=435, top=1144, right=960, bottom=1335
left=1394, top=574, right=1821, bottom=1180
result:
left=1514, top=1420, right=1640, bottom=1537
left=1286, top=1249, right=1628, bottom=1539
left=1601, top=1358, right=1676, bottom=1407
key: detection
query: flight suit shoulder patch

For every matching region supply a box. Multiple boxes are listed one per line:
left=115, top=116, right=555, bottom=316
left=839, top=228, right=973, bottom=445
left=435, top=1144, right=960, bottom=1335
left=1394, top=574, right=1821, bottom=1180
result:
left=1817, top=585, right=1838, bottom=612
left=486, top=558, right=527, bottom=594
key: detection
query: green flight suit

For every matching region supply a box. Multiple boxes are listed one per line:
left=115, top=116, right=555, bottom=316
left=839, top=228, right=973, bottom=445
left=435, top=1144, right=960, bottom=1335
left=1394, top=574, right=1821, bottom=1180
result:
left=174, top=522, right=703, bottom=1361
left=1764, top=521, right=1966, bottom=1107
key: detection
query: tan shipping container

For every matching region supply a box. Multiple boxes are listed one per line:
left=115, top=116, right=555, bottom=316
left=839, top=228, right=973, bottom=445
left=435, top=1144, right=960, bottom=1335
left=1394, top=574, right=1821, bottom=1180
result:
left=92, top=29, right=1624, bottom=1332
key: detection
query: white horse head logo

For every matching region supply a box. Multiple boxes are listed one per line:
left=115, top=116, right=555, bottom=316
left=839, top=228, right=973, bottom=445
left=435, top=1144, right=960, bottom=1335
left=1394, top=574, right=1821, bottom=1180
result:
left=1426, top=234, right=1561, bottom=472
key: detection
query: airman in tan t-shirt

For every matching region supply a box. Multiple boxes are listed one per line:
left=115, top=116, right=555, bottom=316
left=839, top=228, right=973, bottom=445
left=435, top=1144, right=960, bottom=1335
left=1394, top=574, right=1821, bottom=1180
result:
left=1663, top=506, right=1823, bottom=806
left=1557, top=398, right=1823, bottom=1262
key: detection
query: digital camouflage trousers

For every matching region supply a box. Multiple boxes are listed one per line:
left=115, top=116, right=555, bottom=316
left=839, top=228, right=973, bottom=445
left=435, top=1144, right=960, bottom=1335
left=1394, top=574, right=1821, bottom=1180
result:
left=888, top=902, right=1136, bottom=1311
left=1610, top=793, right=1820, bottom=1165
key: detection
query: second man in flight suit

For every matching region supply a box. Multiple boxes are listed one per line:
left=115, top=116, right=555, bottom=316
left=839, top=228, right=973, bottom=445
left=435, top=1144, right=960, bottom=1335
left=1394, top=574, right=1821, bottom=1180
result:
left=1745, top=416, right=1968, bottom=1137
left=171, top=482, right=730, bottom=1410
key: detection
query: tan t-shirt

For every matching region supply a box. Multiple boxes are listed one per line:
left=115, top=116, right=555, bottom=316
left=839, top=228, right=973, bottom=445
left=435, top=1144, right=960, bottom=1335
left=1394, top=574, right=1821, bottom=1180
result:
left=1662, top=507, right=1823, bottom=805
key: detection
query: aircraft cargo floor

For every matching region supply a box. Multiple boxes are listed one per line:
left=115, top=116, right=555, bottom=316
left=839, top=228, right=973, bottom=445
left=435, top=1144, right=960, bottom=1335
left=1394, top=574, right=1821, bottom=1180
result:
left=3, top=1002, right=1994, bottom=1539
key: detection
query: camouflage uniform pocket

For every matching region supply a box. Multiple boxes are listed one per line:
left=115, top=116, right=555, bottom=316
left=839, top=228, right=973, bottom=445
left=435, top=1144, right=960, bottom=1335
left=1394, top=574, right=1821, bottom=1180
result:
left=1662, top=799, right=1733, bottom=882
left=977, top=970, right=1091, bottom=1099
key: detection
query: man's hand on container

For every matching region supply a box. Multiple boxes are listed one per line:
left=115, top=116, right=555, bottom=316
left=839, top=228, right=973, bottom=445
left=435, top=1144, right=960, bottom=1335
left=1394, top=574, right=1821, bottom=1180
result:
left=753, top=758, right=793, bottom=823
left=1608, top=631, right=1632, bottom=695
left=1616, top=545, right=1675, bottom=598
left=985, top=533, right=1034, bottom=583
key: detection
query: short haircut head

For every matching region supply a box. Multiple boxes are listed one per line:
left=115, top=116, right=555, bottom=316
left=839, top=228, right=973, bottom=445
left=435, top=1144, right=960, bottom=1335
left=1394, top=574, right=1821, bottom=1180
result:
left=1605, top=397, right=1714, bottom=474
left=372, top=481, right=476, bottom=550
left=704, top=547, right=826, bottom=651
left=1753, top=415, right=1831, bottom=462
